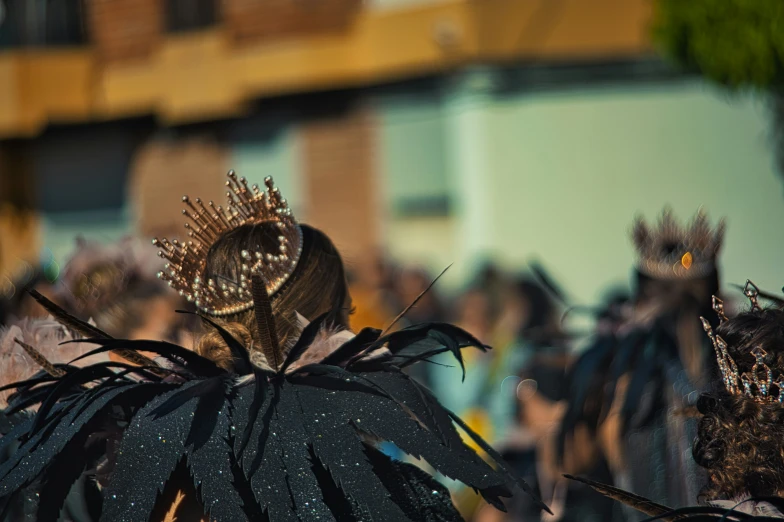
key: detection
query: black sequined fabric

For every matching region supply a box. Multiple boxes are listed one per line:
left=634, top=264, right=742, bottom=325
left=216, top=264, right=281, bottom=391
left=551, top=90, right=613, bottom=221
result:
left=366, top=446, right=464, bottom=522
left=0, top=315, right=543, bottom=521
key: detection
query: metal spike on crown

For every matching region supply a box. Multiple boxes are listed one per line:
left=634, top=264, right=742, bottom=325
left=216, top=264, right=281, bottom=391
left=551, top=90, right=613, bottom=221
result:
left=153, top=171, right=303, bottom=317
left=744, top=279, right=762, bottom=312
left=632, top=207, right=725, bottom=280
left=701, top=280, right=784, bottom=403
left=712, top=295, right=728, bottom=323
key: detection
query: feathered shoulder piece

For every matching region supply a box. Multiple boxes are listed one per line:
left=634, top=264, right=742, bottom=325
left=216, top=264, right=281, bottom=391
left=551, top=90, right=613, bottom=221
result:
left=632, top=207, right=724, bottom=281
left=0, top=317, right=108, bottom=407
left=0, top=282, right=547, bottom=521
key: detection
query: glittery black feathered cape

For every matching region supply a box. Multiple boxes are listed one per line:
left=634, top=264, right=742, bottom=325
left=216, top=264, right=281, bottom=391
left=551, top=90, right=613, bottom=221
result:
left=0, top=289, right=547, bottom=521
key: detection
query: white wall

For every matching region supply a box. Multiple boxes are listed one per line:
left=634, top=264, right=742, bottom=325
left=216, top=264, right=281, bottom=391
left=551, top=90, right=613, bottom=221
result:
left=483, top=82, right=783, bottom=304
left=380, top=79, right=784, bottom=303
left=42, top=208, right=131, bottom=272
left=231, top=124, right=304, bottom=219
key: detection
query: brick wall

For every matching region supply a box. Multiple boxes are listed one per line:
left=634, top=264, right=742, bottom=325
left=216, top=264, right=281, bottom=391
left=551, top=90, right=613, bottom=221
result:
left=300, top=105, right=381, bottom=266
left=221, top=0, right=362, bottom=43
left=84, top=0, right=163, bottom=62
left=129, top=136, right=230, bottom=240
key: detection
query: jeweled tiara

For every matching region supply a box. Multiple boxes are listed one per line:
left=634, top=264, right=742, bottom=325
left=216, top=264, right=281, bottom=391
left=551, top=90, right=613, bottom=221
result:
left=701, top=281, right=784, bottom=403
left=153, top=171, right=303, bottom=317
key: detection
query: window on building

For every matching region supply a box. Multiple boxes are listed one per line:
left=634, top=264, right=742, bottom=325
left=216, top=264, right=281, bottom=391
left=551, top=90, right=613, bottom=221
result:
left=379, top=95, right=451, bottom=218
left=166, top=0, right=216, bottom=33
left=0, top=0, right=86, bottom=48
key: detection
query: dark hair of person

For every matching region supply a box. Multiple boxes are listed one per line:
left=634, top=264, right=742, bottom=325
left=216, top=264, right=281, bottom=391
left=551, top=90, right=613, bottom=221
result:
left=693, top=306, right=784, bottom=500
left=91, top=280, right=172, bottom=338
left=195, top=223, right=349, bottom=371
left=634, top=268, right=720, bottom=316
left=516, top=277, right=556, bottom=336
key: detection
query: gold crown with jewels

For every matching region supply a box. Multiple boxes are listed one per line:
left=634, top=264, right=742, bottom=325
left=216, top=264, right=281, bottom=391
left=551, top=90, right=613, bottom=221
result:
left=701, top=281, right=784, bottom=403
left=153, top=171, right=303, bottom=317
left=632, top=207, right=725, bottom=280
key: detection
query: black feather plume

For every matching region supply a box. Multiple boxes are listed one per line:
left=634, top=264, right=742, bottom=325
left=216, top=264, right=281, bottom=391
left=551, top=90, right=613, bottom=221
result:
left=563, top=474, right=679, bottom=520
left=0, top=314, right=547, bottom=521
left=180, top=311, right=254, bottom=374
left=383, top=265, right=451, bottom=334
left=251, top=274, right=281, bottom=370
left=28, top=290, right=109, bottom=340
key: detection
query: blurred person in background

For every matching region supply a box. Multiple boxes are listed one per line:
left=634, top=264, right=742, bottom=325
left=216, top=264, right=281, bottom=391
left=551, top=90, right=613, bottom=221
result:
left=55, top=237, right=192, bottom=350
left=346, top=249, right=397, bottom=331
left=435, top=269, right=571, bottom=520
left=442, top=272, right=567, bottom=447
left=473, top=280, right=622, bottom=522
left=395, top=265, right=447, bottom=326
left=429, top=282, right=496, bottom=432
left=0, top=267, right=60, bottom=326
left=426, top=273, right=500, bottom=517
left=393, top=265, right=447, bottom=388
left=558, top=208, right=724, bottom=515
left=484, top=275, right=568, bottom=444
left=568, top=286, right=784, bottom=520
left=0, top=172, right=547, bottom=521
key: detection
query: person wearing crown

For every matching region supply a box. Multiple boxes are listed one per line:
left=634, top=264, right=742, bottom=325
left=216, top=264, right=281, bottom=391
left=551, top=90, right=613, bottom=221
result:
left=558, top=208, right=725, bottom=514
left=0, top=171, right=548, bottom=521
left=54, top=236, right=193, bottom=349
left=563, top=284, right=784, bottom=520
left=692, top=282, right=784, bottom=516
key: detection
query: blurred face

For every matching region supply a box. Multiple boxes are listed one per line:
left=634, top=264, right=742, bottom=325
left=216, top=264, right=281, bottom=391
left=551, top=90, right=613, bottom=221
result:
left=355, top=251, right=390, bottom=289
left=399, top=270, right=429, bottom=303
left=129, top=295, right=179, bottom=341
left=456, top=290, right=491, bottom=340
left=638, top=276, right=712, bottom=309
left=497, top=289, right=528, bottom=336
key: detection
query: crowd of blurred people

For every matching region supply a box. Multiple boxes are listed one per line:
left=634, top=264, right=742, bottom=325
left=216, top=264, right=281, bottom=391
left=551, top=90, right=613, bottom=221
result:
left=3, top=203, right=784, bottom=521
left=0, top=234, right=593, bottom=520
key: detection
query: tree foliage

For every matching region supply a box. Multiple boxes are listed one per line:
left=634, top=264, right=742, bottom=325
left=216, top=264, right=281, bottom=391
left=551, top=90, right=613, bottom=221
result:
left=653, top=0, right=784, bottom=91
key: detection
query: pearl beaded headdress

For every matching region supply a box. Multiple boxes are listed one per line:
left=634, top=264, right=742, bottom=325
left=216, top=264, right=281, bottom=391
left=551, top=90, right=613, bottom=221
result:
left=701, top=281, right=784, bottom=403
left=632, top=208, right=725, bottom=280
left=153, top=171, right=303, bottom=317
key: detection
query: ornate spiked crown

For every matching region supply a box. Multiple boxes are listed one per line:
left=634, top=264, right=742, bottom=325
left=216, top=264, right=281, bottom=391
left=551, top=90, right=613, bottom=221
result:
left=701, top=281, right=784, bottom=403
left=153, top=171, right=303, bottom=317
left=632, top=208, right=725, bottom=280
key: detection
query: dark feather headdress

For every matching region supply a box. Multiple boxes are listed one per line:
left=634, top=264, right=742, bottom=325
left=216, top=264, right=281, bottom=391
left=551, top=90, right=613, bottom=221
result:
left=0, top=317, right=109, bottom=407
left=632, top=208, right=725, bottom=281
left=0, top=276, right=547, bottom=521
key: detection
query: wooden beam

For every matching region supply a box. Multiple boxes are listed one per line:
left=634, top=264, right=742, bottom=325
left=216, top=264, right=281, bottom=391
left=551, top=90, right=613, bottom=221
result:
left=0, top=0, right=653, bottom=137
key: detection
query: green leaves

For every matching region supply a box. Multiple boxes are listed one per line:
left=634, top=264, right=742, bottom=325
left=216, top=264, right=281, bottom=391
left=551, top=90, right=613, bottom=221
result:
left=653, top=0, right=784, bottom=90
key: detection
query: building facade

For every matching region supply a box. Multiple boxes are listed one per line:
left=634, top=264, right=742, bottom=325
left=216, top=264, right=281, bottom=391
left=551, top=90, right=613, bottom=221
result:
left=2, top=0, right=782, bottom=304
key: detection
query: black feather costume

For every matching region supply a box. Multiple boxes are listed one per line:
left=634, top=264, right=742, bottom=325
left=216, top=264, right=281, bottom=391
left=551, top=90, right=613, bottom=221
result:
left=564, top=475, right=784, bottom=521
left=558, top=306, right=713, bottom=510
left=0, top=289, right=546, bottom=521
